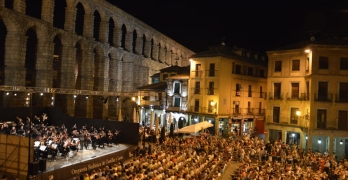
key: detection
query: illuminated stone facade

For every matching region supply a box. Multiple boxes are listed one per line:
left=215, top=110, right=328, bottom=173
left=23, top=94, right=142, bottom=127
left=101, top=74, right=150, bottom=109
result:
left=266, top=38, right=348, bottom=158
left=0, top=0, right=194, bottom=119
left=188, top=45, right=268, bottom=135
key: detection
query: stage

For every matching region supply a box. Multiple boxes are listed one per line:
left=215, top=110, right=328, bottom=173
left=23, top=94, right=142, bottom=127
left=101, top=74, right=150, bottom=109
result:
left=33, top=144, right=137, bottom=180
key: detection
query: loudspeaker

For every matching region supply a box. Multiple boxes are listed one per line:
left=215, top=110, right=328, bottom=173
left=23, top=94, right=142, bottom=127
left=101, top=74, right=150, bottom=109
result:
left=29, top=162, right=39, bottom=175
left=39, top=159, right=47, bottom=172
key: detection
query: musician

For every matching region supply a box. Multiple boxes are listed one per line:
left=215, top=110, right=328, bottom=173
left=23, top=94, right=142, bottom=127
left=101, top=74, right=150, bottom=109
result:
left=17, top=125, right=25, bottom=136
left=10, top=126, right=17, bottom=135
left=91, top=132, right=97, bottom=150
left=107, top=130, right=113, bottom=146
left=69, top=140, right=79, bottom=154
left=114, top=130, right=120, bottom=145
left=81, top=129, right=93, bottom=149
left=89, top=126, right=95, bottom=133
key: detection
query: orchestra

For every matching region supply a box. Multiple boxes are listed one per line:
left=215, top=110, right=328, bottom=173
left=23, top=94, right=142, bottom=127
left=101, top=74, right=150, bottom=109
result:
left=0, top=113, right=123, bottom=162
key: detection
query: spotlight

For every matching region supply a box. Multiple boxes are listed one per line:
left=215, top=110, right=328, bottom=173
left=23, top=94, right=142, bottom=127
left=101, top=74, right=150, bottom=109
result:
left=14, top=93, right=17, bottom=96
left=73, top=95, right=77, bottom=98
left=6, top=92, right=9, bottom=95
left=340, top=140, right=343, bottom=145
left=86, top=96, right=89, bottom=99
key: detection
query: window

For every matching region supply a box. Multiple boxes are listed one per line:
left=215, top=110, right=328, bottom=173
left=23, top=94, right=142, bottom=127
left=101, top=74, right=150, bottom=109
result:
left=236, top=84, right=241, bottom=96
left=235, top=104, right=240, bottom=114
left=247, top=67, right=253, bottom=76
left=306, top=57, right=309, bottom=71
left=274, top=83, right=281, bottom=99
left=273, top=107, right=280, bottom=123
left=248, top=85, right=252, bottom=97
left=292, top=60, right=300, bottom=71
left=174, top=97, right=180, bottom=107
left=338, top=110, right=348, bottom=130
left=194, top=100, right=199, bottom=112
left=290, top=108, right=299, bottom=124
left=291, top=83, right=299, bottom=99
left=260, top=86, right=263, bottom=98
left=339, top=82, right=348, bottom=102
left=317, top=82, right=328, bottom=101
left=259, top=69, right=265, bottom=77
left=209, top=63, right=215, bottom=77
left=247, top=102, right=252, bottom=114
left=274, top=61, right=282, bottom=72
left=208, top=100, right=215, bottom=113
left=195, top=64, right=201, bottom=77
left=317, top=109, right=326, bottom=129
left=259, top=102, right=262, bottom=115
left=173, top=82, right=180, bottom=94
left=194, top=81, right=200, bottom=94
left=235, top=64, right=242, bottom=74
left=319, top=56, right=329, bottom=69
left=340, top=57, right=348, bottom=70
left=152, top=77, right=159, bottom=84
left=208, top=82, right=214, bottom=95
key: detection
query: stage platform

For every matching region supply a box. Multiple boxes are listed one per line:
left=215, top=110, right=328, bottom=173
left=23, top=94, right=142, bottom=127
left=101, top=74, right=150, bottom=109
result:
left=33, top=144, right=137, bottom=180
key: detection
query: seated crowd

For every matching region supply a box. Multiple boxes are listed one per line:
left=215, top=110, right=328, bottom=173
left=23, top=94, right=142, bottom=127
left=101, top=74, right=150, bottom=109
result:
left=0, top=114, right=122, bottom=161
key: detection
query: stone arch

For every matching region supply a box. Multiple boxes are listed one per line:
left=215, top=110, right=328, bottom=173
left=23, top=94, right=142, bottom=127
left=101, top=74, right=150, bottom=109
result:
left=108, top=17, right=115, bottom=46
left=52, top=34, right=63, bottom=88
left=24, top=28, right=38, bottom=87
left=132, top=29, right=137, bottom=54
left=74, top=41, right=84, bottom=89
left=121, top=24, right=126, bottom=49
left=75, top=2, right=85, bottom=36
left=53, top=0, right=67, bottom=29
left=4, top=0, right=14, bottom=9
left=142, top=34, right=146, bottom=56
left=93, top=10, right=101, bottom=41
left=0, top=19, right=7, bottom=85
left=26, top=0, right=42, bottom=19
left=92, top=45, right=105, bottom=91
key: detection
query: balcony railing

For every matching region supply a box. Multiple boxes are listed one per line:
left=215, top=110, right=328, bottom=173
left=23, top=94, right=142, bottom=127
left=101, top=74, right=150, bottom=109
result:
left=188, top=106, right=216, bottom=114
left=192, top=70, right=203, bottom=78
left=232, top=108, right=265, bottom=116
left=335, top=94, right=348, bottom=103
left=205, top=70, right=218, bottom=77
left=314, top=93, right=332, bottom=102
left=285, top=93, right=309, bottom=101
left=268, top=92, right=284, bottom=100
left=191, top=88, right=201, bottom=95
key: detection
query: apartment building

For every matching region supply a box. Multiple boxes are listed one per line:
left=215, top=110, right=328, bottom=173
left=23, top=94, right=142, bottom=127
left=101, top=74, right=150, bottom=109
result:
left=187, top=44, right=268, bottom=135
left=266, top=37, right=348, bottom=158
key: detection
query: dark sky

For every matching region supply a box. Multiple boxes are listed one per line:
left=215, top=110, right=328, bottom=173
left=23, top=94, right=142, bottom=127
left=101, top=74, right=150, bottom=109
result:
left=107, top=0, right=348, bottom=53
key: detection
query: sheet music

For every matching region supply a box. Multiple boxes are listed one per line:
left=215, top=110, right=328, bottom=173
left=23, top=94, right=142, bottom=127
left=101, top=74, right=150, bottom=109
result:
left=34, top=141, right=40, bottom=147
left=51, top=144, right=57, bottom=149
left=73, top=138, right=80, bottom=142
left=39, top=146, right=47, bottom=151
left=48, top=140, right=53, bottom=145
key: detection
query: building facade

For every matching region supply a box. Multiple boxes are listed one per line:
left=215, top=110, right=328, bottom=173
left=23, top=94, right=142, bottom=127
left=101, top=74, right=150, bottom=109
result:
left=187, top=44, right=268, bottom=136
left=136, top=65, right=189, bottom=130
left=266, top=38, right=348, bottom=159
left=0, top=0, right=194, bottom=119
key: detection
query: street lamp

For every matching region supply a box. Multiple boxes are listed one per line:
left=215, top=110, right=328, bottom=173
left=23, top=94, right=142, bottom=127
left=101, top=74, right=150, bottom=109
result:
left=292, top=133, right=295, bottom=144
left=340, top=140, right=343, bottom=145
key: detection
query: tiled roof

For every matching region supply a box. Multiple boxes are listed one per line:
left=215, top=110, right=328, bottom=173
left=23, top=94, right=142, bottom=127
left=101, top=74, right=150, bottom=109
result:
left=191, top=44, right=267, bottom=65
left=136, top=82, right=167, bottom=91
left=159, top=65, right=190, bottom=74
left=270, top=38, right=348, bottom=51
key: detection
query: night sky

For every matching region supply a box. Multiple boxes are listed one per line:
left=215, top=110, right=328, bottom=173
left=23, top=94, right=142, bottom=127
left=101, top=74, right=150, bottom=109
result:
left=107, top=0, right=348, bottom=53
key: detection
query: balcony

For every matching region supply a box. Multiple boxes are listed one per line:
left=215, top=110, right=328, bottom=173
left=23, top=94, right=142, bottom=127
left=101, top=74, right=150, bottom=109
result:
left=314, top=93, right=332, bottom=102
left=205, top=70, right=218, bottom=77
left=335, top=94, right=348, bottom=103
left=207, top=88, right=216, bottom=95
left=268, top=92, right=283, bottom=100
left=191, top=88, right=201, bottom=95
left=285, top=93, right=309, bottom=101
left=188, top=106, right=216, bottom=114
left=192, top=70, right=203, bottom=78
left=232, top=108, right=265, bottom=116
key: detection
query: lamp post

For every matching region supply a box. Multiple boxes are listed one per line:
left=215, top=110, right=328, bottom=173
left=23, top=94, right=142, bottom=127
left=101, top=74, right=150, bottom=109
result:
left=292, top=133, right=295, bottom=144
